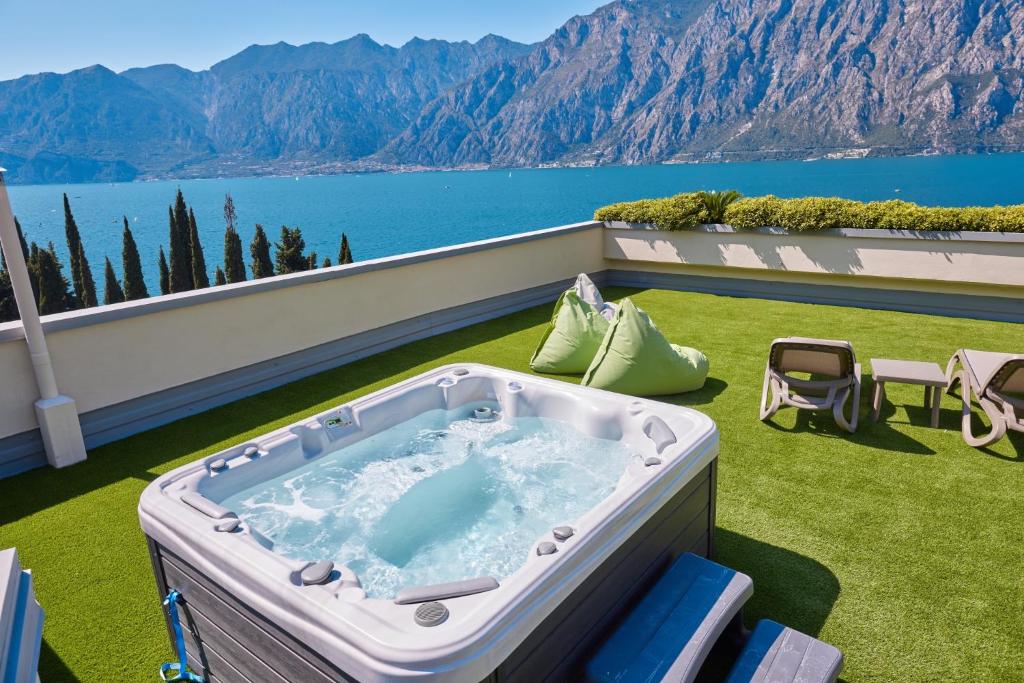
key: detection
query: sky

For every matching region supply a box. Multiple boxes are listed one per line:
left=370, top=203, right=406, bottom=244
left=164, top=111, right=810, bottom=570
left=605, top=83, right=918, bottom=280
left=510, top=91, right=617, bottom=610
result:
left=1, top=0, right=607, bottom=81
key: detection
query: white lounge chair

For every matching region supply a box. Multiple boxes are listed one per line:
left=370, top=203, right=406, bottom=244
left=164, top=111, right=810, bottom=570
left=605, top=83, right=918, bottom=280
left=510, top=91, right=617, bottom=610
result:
left=760, top=338, right=862, bottom=433
left=945, top=349, right=1024, bottom=448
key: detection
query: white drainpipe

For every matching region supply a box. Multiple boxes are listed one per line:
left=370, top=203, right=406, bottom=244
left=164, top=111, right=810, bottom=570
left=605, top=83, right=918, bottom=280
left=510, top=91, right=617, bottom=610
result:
left=0, top=168, right=87, bottom=468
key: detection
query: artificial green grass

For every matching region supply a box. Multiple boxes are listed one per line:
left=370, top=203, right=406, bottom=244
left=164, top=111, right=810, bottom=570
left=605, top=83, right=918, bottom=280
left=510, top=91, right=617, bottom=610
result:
left=1, top=289, right=1021, bottom=682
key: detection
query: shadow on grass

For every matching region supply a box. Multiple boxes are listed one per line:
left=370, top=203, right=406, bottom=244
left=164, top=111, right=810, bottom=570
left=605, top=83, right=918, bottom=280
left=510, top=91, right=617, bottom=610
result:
left=657, top=377, right=729, bottom=409
left=977, top=431, right=1024, bottom=462
left=699, top=528, right=841, bottom=681
left=763, top=408, right=936, bottom=456
left=0, top=301, right=556, bottom=525
left=715, top=528, right=839, bottom=638
left=39, top=641, right=79, bottom=683
left=938, top=388, right=1024, bottom=462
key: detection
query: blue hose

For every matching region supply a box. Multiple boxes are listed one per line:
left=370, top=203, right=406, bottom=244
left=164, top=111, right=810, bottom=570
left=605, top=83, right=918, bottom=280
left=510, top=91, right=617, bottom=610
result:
left=159, top=589, right=204, bottom=682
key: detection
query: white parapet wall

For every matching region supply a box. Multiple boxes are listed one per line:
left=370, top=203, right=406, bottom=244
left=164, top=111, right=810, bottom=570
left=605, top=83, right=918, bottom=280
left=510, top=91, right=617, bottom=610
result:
left=2, top=219, right=1021, bottom=477
left=0, top=223, right=606, bottom=475
left=603, top=223, right=1024, bottom=307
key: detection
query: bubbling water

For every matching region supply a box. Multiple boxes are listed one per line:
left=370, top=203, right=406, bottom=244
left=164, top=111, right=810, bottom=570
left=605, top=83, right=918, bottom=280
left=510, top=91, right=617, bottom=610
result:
left=220, top=406, right=632, bottom=599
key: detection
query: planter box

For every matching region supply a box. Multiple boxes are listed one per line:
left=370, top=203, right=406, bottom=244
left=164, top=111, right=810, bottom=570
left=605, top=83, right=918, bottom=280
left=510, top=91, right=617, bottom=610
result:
left=603, top=223, right=1024, bottom=290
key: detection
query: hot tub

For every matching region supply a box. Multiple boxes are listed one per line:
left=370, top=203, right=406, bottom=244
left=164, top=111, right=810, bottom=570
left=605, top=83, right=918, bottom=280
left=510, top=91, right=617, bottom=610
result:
left=140, top=364, right=718, bottom=682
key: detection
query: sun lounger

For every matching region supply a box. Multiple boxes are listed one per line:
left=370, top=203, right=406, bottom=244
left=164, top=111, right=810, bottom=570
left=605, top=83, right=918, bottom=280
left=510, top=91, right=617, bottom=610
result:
left=759, top=338, right=862, bottom=433
left=945, top=349, right=1024, bottom=447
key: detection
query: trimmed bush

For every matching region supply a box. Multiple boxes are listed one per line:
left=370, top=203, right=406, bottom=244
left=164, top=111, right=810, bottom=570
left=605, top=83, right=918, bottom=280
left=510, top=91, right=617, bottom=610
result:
left=595, top=194, right=1024, bottom=233
left=594, top=193, right=709, bottom=230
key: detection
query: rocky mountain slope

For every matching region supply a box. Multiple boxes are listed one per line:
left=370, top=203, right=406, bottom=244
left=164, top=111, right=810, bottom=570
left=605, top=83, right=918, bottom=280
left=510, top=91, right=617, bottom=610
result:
left=2, top=0, right=1023, bottom=182
left=383, top=0, right=1024, bottom=167
left=0, top=34, right=529, bottom=182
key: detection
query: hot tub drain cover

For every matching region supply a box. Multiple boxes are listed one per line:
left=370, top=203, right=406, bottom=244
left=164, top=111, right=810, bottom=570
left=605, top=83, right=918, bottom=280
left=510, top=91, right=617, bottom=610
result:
left=414, top=601, right=449, bottom=627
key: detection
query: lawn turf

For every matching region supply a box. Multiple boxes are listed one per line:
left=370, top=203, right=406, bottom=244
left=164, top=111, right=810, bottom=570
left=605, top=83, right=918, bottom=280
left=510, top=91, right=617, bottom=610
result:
left=1, top=288, right=1021, bottom=682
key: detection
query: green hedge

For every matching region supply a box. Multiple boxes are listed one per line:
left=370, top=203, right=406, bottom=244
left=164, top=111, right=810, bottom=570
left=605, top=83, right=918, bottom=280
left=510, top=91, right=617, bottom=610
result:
left=594, top=193, right=1024, bottom=233
left=594, top=193, right=710, bottom=230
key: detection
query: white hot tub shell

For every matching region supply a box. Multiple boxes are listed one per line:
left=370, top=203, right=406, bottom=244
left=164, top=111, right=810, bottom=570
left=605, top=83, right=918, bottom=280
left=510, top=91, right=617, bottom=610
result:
left=139, top=364, right=719, bottom=682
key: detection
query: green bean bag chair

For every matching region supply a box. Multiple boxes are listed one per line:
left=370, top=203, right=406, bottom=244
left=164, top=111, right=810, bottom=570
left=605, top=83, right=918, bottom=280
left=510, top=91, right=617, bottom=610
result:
left=530, top=289, right=610, bottom=374
left=582, top=298, right=709, bottom=396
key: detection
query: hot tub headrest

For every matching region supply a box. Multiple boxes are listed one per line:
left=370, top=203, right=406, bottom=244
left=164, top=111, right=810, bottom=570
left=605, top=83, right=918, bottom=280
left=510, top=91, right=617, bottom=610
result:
left=394, top=577, right=499, bottom=605
left=643, top=416, right=677, bottom=454
left=181, top=492, right=237, bottom=521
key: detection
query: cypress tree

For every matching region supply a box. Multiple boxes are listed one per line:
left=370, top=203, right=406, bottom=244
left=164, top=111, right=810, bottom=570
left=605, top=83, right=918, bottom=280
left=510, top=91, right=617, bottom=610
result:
left=221, top=193, right=241, bottom=280
left=0, top=270, right=14, bottom=323
left=223, top=193, right=237, bottom=233
left=338, top=233, right=353, bottom=265
left=51, top=244, right=75, bottom=312
left=15, top=217, right=29, bottom=264
left=61, top=195, right=97, bottom=308
left=250, top=225, right=273, bottom=279
left=27, top=243, right=41, bottom=301
left=306, top=251, right=318, bottom=270
left=188, top=208, right=209, bottom=288
left=103, top=257, right=125, bottom=305
left=158, top=247, right=170, bottom=295
left=77, top=241, right=97, bottom=308
left=222, top=195, right=246, bottom=285
left=167, top=206, right=180, bottom=291
left=169, top=191, right=193, bottom=292
left=214, top=266, right=226, bottom=286
left=274, top=226, right=308, bottom=275
left=322, top=257, right=332, bottom=268
left=0, top=219, right=30, bottom=321
left=32, top=243, right=73, bottom=315
left=1, top=217, right=30, bottom=271
left=224, top=225, right=246, bottom=283
left=0, top=250, right=11, bottom=322
left=63, top=193, right=84, bottom=306
left=176, top=192, right=193, bottom=284
left=121, top=217, right=149, bottom=300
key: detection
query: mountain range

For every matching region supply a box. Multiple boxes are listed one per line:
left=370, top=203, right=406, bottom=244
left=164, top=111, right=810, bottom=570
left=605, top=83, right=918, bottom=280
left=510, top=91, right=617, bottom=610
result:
left=2, top=0, right=1023, bottom=183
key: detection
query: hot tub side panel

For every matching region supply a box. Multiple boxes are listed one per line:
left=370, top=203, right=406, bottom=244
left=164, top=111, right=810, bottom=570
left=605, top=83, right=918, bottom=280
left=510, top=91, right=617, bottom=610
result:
left=147, top=538, right=356, bottom=683
left=487, top=458, right=716, bottom=682
left=147, top=459, right=717, bottom=683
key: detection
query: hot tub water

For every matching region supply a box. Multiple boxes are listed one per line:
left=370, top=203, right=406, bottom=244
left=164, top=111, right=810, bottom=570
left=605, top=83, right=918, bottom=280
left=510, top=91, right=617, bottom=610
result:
left=220, top=405, right=634, bottom=598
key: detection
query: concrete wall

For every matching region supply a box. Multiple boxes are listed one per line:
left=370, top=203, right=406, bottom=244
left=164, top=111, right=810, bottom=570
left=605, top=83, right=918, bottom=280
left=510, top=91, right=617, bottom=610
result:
left=604, top=224, right=1024, bottom=303
left=2, top=219, right=1022, bottom=477
left=0, top=223, right=605, bottom=464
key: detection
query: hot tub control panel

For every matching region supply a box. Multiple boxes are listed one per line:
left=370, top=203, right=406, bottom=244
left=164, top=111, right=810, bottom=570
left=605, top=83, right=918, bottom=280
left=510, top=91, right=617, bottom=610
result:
left=321, top=407, right=355, bottom=435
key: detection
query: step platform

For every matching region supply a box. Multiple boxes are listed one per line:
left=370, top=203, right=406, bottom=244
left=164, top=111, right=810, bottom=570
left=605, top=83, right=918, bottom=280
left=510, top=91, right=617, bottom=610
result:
left=586, top=552, right=753, bottom=683
left=725, top=619, right=843, bottom=683
left=1, top=549, right=44, bottom=683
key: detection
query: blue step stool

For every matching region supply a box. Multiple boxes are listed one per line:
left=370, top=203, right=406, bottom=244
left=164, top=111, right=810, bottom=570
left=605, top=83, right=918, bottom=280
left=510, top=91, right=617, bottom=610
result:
left=725, top=619, right=843, bottom=683
left=1, top=549, right=44, bottom=683
left=586, top=552, right=753, bottom=683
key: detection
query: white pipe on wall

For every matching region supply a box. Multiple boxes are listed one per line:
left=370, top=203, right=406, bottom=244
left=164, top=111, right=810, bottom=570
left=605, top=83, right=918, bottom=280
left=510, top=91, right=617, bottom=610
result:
left=0, top=168, right=86, bottom=468
left=0, top=169, right=59, bottom=400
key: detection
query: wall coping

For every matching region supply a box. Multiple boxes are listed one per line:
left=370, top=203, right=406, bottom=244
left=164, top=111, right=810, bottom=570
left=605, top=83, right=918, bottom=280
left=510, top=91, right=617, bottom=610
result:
left=0, top=221, right=602, bottom=344
left=602, top=221, right=1024, bottom=244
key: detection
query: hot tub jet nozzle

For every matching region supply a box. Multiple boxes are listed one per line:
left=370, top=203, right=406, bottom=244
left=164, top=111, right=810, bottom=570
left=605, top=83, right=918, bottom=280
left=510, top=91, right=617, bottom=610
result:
left=471, top=406, right=499, bottom=422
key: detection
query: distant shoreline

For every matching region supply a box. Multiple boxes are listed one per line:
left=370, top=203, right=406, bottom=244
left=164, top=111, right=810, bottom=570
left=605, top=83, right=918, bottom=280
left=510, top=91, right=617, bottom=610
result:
left=8, top=148, right=1024, bottom=189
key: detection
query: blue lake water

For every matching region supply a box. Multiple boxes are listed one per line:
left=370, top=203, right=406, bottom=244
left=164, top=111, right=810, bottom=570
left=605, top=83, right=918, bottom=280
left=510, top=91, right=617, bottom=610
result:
left=7, top=153, right=1024, bottom=293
